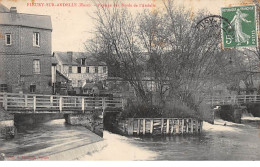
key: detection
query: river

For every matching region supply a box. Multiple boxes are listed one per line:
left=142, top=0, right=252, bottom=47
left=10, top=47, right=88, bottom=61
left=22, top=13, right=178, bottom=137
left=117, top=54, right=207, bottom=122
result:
left=0, top=119, right=102, bottom=160
left=81, top=116, right=260, bottom=160
left=1, top=116, right=260, bottom=160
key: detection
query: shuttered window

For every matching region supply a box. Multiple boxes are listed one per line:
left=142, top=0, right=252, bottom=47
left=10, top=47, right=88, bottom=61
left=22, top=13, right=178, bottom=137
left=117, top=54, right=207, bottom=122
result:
left=33, top=32, right=40, bottom=47
left=33, top=60, right=40, bottom=74
left=5, top=34, right=12, bottom=45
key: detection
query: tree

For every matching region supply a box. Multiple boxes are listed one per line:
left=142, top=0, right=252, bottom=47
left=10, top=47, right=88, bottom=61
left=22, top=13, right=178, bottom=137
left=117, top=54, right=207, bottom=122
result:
left=85, top=0, right=238, bottom=114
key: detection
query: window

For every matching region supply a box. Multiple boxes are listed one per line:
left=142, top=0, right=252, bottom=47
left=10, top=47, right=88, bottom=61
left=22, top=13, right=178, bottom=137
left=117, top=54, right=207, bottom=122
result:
left=103, top=66, right=107, bottom=73
left=69, top=66, right=72, bottom=73
left=86, top=67, right=89, bottom=73
left=30, top=85, right=36, bottom=93
left=95, top=67, right=98, bottom=73
left=33, top=60, right=40, bottom=74
left=5, top=34, right=11, bottom=45
left=77, top=67, right=81, bottom=73
left=0, top=84, right=7, bottom=92
left=81, top=58, right=86, bottom=65
left=33, top=32, right=40, bottom=47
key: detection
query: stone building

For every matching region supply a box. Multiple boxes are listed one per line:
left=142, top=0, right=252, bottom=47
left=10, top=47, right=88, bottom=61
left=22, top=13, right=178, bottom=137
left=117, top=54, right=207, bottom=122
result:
left=0, top=5, right=53, bottom=94
left=54, top=51, right=108, bottom=94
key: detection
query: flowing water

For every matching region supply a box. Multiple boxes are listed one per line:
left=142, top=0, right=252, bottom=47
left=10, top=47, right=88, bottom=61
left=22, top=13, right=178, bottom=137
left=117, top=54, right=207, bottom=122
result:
left=1, top=117, right=260, bottom=160
left=0, top=119, right=102, bottom=160
left=82, top=118, right=260, bottom=160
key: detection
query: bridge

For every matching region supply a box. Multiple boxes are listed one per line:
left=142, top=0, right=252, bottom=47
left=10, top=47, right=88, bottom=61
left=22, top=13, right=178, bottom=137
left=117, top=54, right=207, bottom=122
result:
left=0, top=92, right=123, bottom=114
left=203, top=94, right=260, bottom=123
left=1, top=93, right=259, bottom=113
left=204, top=95, right=260, bottom=106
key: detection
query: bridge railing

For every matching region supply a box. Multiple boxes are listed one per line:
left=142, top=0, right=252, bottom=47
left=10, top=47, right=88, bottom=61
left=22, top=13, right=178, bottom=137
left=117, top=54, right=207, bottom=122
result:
left=204, top=95, right=260, bottom=105
left=0, top=92, right=123, bottom=113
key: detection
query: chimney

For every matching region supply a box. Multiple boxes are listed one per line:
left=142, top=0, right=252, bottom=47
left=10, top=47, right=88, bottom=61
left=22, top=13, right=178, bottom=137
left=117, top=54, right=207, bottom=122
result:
left=67, top=51, right=73, bottom=63
left=10, top=7, right=17, bottom=13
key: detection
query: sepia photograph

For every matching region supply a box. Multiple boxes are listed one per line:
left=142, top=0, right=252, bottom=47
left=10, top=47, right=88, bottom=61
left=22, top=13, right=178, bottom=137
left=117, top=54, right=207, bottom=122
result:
left=0, top=0, right=260, bottom=162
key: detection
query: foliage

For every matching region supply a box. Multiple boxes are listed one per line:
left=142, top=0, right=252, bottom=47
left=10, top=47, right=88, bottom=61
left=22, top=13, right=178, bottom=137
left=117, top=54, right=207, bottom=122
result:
left=86, top=0, right=260, bottom=118
left=120, top=103, right=163, bottom=118
left=120, top=98, right=202, bottom=119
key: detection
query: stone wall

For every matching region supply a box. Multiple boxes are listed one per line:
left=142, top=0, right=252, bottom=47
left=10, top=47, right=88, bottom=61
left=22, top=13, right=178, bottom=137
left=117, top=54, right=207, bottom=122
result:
left=0, top=107, right=15, bottom=138
left=217, top=105, right=242, bottom=123
left=64, top=110, right=103, bottom=137
left=246, top=103, right=260, bottom=117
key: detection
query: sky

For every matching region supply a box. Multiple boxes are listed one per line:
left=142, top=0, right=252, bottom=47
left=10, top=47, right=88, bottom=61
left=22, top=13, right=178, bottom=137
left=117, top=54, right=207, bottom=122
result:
left=0, top=0, right=257, bottom=52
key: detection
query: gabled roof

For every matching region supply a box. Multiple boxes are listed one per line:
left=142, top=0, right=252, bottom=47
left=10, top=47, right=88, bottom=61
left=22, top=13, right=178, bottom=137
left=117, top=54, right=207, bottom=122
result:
left=0, top=5, right=52, bottom=30
left=56, top=70, right=70, bottom=81
left=0, top=3, right=9, bottom=12
left=54, top=52, right=107, bottom=66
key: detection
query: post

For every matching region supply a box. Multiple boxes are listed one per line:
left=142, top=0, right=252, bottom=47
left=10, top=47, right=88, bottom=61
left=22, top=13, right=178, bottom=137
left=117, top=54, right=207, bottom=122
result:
left=166, top=119, right=170, bottom=134
left=181, top=119, right=184, bottom=134
left=137, top=119, right=140, bottom=135
left=186, top=119, right=189, bottom=133
left=176, top=119, right=179, bottom=133
left=102, top=97, right=105, bottom=113
left=33, top=95, right=36, bottom=113
left=191, top=119, right=193, bottom=133
left=200, top=121, right=203, bottom=132
left=82, top=97, right=85, bottom=113
left=170, top=119, right=174, bottom=134
left=121, top=98, right=124, bottom=110
left=128, top=118, right=134, bottom=135
left=50, top=95, right=53, bottom=108
left=143, top=119, right=146, bottom=135
left=161, top=118, right=164, bottom=134
left=3, top=93, right=7, bottom=110
left=59, top=96, right=63, bottom=113
left=233, top=95, right=236, bottom=104
left=195, top=120, right=198, bottom=132
left=25, top=95, right=28, bottom=108
left=150, top=119, right=153, bottom=134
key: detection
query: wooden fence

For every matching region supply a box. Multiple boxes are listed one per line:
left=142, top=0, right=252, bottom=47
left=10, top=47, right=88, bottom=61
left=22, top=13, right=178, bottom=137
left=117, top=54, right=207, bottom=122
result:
left=204, top=95, right=260, bottom=106
left=117, top=118, right=203, bottom=136
left=0, top=92, right=123, bottom=113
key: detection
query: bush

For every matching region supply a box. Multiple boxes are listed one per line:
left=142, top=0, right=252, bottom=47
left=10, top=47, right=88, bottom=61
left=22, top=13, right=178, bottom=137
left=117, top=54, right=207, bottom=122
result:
left=120, top=103, right=162, bottom=118
left=120, top=98, right=204, bottom=119
left=161, top=100, right=199, bottom=118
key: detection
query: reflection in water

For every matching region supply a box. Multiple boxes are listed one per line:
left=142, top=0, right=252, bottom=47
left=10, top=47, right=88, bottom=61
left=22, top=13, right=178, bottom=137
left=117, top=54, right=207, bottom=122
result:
left=1, top=118, right=260, bottom=160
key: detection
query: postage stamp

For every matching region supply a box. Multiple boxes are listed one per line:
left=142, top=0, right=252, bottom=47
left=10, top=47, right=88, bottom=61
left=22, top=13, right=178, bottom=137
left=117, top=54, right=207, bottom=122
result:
left=221, top=5, right=257, bottom=48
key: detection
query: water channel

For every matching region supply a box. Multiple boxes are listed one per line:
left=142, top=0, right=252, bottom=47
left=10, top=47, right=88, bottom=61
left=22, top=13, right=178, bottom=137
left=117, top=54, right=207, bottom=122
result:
left=1, top=116, right=260, bottom=160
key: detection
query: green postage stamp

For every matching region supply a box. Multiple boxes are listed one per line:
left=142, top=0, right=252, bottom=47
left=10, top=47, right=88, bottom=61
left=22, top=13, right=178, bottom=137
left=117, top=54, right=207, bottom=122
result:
left=221, top=5, right=257, bottom=48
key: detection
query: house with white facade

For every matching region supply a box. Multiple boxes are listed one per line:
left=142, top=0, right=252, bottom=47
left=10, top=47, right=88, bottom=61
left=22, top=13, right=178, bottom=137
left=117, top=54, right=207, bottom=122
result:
left=54, top=51, right=108, bottom=93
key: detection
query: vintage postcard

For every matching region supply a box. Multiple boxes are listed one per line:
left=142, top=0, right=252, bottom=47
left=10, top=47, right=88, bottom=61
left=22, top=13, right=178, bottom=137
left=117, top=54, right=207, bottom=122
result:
left=1, top=0, right=260, bottom=162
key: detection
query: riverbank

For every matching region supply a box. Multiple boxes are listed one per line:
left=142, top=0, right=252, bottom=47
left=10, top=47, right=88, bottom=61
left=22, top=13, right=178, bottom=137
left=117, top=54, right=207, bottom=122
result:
left=0, top=107, right=13, bottom=121
left=0, top=107, right=15, bottom=138
left=203, top=119, right=245, bottom=133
